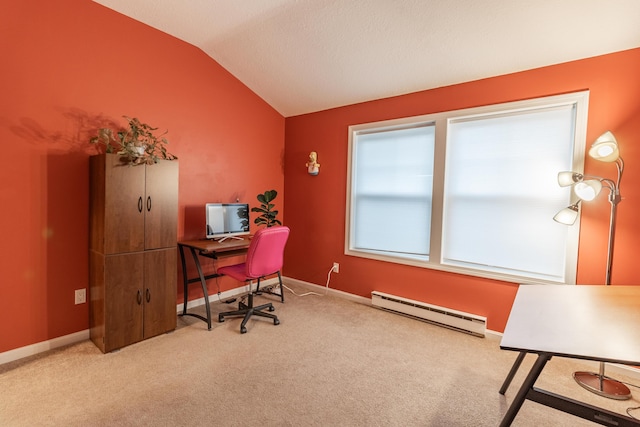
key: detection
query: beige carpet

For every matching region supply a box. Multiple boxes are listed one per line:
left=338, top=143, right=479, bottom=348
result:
left=1, top=282, right=639, bottom=426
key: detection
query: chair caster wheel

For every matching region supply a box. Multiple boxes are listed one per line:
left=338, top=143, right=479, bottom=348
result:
left=240, top=326, right=247, bottom=334
left=268, top=305, right=275, bottom=312
left=274, top=319, right=280, bottom=326
left=218, top=316, right=224, bottom=323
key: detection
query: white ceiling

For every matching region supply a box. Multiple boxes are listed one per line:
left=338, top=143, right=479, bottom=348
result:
left=93, top=0, right=640, bottom=117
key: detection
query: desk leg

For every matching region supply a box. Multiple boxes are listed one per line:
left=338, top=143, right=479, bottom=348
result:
left=189, top=247, right=212, bottom=330
left=178, top=245, right=215, bottom=330
left=499, top=351, right=527, bottom=395
left=499, top=353, right=551, bottom=427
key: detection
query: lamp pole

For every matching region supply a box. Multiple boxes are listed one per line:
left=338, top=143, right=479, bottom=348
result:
left=573, top=158, right=629, bottom=400
left=555, top=132, right=630, bottom=400
left=603, top=160, right=623, bottom=285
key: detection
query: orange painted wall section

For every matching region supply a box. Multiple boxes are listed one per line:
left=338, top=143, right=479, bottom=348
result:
left=2, top=0, right=639, bottom=355
left=0, top=0, right=284, bottom=353
left=284, top=48, right=640, bottom=332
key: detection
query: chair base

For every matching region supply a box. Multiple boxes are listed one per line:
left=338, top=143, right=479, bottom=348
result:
left=218, top=294, right=279, bottom=334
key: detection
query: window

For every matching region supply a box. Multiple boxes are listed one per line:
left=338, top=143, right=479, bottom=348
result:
left=350, top=124, right=435, bottom=259
left=346, top=92, right=589, bottom=284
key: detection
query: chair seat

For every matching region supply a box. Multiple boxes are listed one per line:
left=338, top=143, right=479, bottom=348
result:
left=217, top=263, right=248, bottom=282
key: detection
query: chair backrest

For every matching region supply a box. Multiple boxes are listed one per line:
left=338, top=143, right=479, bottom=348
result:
left=245, top=226, right=290, bottom=279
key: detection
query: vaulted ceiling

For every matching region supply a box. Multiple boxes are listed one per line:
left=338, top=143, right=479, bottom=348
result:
left=93, top=0, right=640, bottom=117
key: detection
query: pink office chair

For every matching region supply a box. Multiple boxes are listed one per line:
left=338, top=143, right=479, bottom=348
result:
left=217, top=226, right=290, bottom=334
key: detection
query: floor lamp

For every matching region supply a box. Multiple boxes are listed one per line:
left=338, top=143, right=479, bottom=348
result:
left=553, top=130, right=630, bottom=400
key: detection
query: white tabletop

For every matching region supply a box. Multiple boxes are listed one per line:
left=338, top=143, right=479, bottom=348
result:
left=500, top=285, right=640, bottom=365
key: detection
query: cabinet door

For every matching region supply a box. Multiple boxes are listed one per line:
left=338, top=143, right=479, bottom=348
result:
left=104, top=252, right=144, bottom=352
left=103, top=155, right=146, bottom=254
left=144, top=160, right=178, bottom=250
left=143, top=248, right=177, bottom=338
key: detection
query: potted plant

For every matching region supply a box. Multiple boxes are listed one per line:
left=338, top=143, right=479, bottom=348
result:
left=90, top=116, right=177, bottom=165
left=251, top=189, right=282, bottom=227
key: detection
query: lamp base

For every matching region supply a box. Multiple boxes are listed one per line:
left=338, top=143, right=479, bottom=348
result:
left=573, top=371, right=632, bottom=400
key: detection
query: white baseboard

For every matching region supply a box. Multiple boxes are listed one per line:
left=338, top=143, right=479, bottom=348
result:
left=176, top=282, right=256, bottom=312
left=4, top=278, right=640, bottom=385
left=0, top=330, right=90, bottom=366
left=282, top=276, right=640, bottom=383
left=177, top=278, right=291, bottom=312
left=0, top=281, right=274, bottom=366
left=283, top=276, right=371, bottom=305
left=604, top=362, right=640, bottom=382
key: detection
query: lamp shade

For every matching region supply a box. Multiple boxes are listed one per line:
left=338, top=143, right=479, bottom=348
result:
left=588, top=131, right=619, bottom=162
left=553, top=204, right=579, bottom=225
left=573, top=179, right=602, bottom=201
left=557, top=171, right=582, bottom=187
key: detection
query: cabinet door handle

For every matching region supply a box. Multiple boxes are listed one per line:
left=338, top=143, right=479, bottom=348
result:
left=138, top=197, right=143, bottom=213
left=137, top=290, right=142, bottom=305
left=146, top=288, right=151, bottom=303
left=147, top=196, right=152, bottom=212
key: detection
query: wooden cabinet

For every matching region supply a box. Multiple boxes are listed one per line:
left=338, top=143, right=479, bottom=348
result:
left=89, top=154, right=178, bottom=353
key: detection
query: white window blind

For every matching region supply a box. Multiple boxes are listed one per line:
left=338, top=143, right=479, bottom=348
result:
left=351, top=124, right=435, bottom=259
left=442, top=106, right=577, bottom=281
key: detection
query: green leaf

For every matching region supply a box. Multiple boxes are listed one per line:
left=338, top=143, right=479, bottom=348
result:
left=253, top=189, right=280, bottom=227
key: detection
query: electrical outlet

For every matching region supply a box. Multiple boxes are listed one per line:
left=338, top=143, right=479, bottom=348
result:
left=332, top=262, right=340, bottom=273
left=75, top=288, right=86, bottom=305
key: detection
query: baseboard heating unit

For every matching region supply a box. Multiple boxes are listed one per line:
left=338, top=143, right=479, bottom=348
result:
left=371, top=291, right=486, bottom=337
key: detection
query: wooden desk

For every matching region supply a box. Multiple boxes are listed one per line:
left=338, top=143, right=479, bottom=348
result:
left=499, top=285, right=640, bottom=426
left=177, top=237, right=251, bottom=329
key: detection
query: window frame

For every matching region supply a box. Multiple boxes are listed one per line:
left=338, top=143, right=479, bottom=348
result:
left=345, top=91, right=589, bottom=285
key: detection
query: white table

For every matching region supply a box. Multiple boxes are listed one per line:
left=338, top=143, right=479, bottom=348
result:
left=498, top=285, right=640, bottom=426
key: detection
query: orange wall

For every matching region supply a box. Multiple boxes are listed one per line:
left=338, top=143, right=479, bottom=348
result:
left=0, top=0, right=284, bottom=353
left=2, top=1, right=639, bottom=355
left=284, top=48, right=640, bottom=332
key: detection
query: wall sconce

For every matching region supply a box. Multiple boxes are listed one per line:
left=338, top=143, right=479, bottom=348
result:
left=553, top=130, right=629, bottom=400
left=306, top=151, right=320, bottom=176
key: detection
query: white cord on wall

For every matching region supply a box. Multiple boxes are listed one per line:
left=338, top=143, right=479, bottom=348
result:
left=283, top=264, right=337, bottom=297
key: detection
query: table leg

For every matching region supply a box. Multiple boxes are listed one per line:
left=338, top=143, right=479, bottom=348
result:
left=500, top=351, right=527, bottom=395
left=177, top=244, right=213, bottom=330
left=499, top=353, right=552, bottom=427
left=189, top=247, right=212, bottom=330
